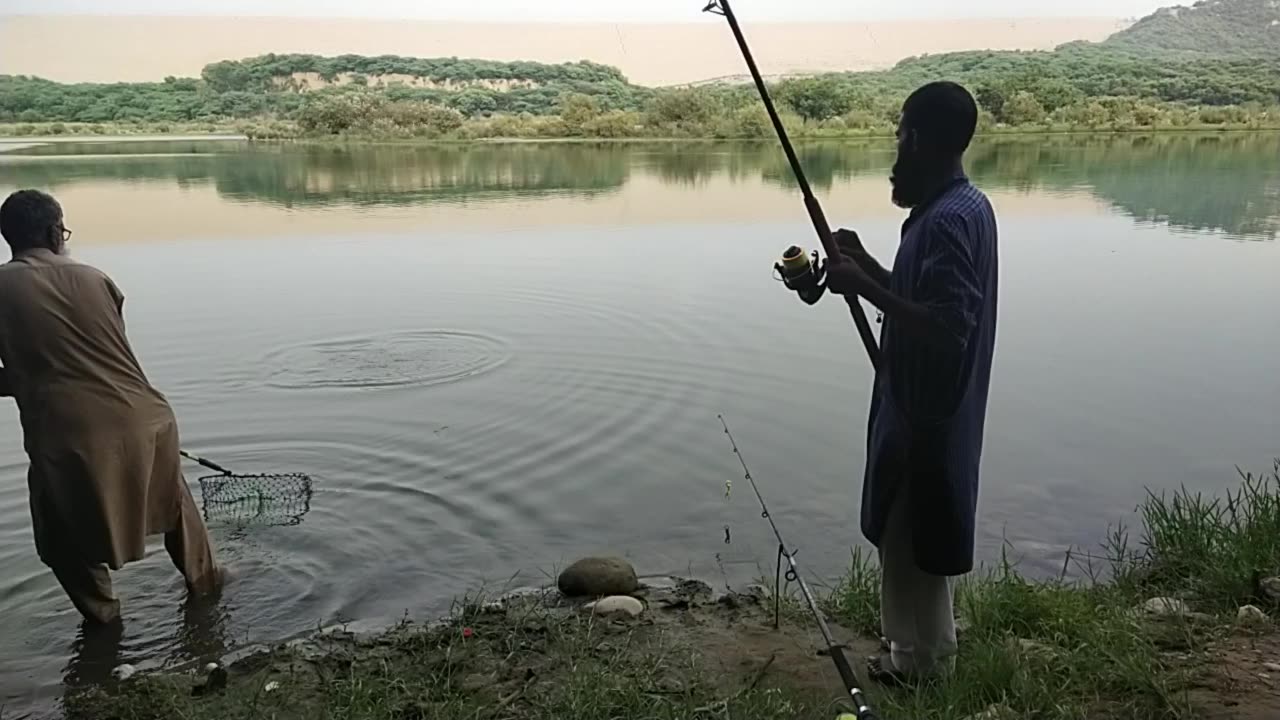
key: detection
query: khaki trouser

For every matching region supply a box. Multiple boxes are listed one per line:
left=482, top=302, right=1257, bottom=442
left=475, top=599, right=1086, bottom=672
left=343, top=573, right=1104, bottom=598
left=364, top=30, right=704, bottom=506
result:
left=42, top=481, right=218, bottom=624
left=878, top=484, right=959, bottom=676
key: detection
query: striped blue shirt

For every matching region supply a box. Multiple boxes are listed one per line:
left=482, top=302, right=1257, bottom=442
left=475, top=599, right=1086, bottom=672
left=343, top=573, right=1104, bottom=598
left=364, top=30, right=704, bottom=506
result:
left=861, top=173, right=999, bottom=576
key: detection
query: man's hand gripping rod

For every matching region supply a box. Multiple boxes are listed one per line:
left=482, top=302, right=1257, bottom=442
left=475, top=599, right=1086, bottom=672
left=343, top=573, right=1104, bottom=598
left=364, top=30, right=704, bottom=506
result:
left=703, top=0, right=880, bottom=372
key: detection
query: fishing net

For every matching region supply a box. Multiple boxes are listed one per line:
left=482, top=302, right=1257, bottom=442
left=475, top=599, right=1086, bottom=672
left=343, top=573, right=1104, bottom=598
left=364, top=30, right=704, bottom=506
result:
left=198, top=472, right=314, bottom=528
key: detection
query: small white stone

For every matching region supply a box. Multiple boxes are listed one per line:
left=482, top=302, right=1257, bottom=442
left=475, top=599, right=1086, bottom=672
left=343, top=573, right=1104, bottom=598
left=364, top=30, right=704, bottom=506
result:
left=264, top=680, right=281, bottom=693
left=1238, top=605, right=1269, bottom=624
left=1142, top=597, right=1190, bottom=616
left=585, top=595, right=645, bottom=618
left=1011, top=638, right=1056, bottom=660
left=1263, top=662, right=1280, bottom=672
left=962, top=704, right=1016, bottom=720
left=111, top=664, right=138, bottom=681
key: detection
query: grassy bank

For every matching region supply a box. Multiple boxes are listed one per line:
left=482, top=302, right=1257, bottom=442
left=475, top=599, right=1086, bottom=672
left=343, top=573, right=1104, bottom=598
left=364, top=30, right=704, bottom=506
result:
left=2, top=117, right=1279, bottom=145
left=0, top=121, right=243, bottom=139
left=69, top=461, right=1280, bottom=720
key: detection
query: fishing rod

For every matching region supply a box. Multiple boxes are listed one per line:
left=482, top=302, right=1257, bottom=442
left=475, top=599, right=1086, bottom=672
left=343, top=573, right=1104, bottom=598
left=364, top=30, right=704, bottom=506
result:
left=703, top=0, right=880, bottom=372
left=719, top=415, right=881, bottom=720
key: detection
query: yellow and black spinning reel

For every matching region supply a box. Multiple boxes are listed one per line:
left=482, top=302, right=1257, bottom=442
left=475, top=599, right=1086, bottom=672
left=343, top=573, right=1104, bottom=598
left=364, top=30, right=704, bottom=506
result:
left=774, top=244, right=828, bottom=306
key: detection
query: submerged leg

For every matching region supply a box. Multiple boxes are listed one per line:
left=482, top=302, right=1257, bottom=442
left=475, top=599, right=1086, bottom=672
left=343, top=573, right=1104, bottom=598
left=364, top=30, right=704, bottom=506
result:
left=165, top=479, right=221, bottom=595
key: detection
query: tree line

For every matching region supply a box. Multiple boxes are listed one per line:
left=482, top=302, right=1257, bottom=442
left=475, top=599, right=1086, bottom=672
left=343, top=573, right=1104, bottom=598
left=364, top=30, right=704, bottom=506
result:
left=1, top=47, right=1278, bottom=139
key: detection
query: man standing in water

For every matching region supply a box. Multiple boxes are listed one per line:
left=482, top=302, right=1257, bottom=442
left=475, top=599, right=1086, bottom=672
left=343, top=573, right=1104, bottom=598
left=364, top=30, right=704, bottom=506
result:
left=0, top=189, right=221, bottom=625
left=823, top=82, right=998, bottom=684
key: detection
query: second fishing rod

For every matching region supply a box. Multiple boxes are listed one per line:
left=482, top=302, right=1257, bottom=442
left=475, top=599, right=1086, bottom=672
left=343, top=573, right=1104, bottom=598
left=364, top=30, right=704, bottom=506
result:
left=719, top=415, right=881, bottom=720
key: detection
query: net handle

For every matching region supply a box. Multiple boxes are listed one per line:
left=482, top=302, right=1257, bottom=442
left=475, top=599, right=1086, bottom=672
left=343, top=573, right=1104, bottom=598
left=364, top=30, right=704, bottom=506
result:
left=180, top=449, right=234, bottom=476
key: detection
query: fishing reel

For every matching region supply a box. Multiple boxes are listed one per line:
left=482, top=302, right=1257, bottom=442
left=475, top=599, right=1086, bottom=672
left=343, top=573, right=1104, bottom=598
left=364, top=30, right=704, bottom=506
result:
left=774, top=246, right=885, bottom=325
left=774, top=245, right=828, bottom=305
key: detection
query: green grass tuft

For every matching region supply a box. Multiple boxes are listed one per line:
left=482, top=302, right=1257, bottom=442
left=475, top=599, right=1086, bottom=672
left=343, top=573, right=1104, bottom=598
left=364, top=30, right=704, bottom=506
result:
left=1109, top=461, right=1280, bottom=611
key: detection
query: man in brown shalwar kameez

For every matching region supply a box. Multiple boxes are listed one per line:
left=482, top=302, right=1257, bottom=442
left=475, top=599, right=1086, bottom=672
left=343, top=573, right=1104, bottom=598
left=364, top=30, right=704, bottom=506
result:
left=0, top=189, right=221, bottom=625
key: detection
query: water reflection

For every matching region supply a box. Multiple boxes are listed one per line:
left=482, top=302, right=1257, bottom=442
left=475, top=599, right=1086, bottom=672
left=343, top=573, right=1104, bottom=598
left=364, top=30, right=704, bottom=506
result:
left=966, top=134, right=1280, bottom=241
left=0, top=131, right=1275, bottom=720
left=60, top=586, right=231, bottom=714
left=62, top=621, right=124, bottom=692
left=170, top=586, right=234, bottom=667
left=0, top=133, right=1276, bottom=240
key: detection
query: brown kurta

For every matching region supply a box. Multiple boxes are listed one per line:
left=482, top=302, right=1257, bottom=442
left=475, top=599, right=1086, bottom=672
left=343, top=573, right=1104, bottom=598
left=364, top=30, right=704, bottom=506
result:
left=0, top=248, right=210, bottom=576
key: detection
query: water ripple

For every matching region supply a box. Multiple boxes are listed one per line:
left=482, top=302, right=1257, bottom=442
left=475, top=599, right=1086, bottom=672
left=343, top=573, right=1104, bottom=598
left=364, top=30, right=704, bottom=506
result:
left=257, top=330, right=511, bottom=390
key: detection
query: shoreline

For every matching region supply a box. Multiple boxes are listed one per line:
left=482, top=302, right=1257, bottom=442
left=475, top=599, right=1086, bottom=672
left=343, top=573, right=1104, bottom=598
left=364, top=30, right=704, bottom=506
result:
left=2, top=124, right=1278, bottom=151
left=68, top=461, right=1280, bottom=720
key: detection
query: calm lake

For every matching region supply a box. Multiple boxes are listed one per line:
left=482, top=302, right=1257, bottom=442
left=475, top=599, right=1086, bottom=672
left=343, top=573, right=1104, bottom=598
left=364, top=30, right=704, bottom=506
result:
left=1, top=134, right=1278, bottom=716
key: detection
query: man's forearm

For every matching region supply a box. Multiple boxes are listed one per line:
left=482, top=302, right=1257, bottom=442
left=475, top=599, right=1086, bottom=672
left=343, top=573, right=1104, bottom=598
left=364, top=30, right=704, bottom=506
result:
left=852, top=282, right=960, bottom=352
left=848, top=251, right=892, bottom=289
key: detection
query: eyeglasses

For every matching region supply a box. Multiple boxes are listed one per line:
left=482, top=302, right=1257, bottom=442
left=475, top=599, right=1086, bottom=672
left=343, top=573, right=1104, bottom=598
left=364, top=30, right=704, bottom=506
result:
left=60, top=227, right=72, bottom=243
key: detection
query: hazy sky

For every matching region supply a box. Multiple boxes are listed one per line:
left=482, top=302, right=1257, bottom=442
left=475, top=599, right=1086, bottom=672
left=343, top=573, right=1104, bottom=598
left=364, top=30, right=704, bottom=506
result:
left=3, top=0, right=1169, bottom=22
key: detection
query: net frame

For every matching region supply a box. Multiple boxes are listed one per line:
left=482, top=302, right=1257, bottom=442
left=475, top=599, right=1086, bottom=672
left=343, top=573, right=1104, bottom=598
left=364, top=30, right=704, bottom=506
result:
left=197, top=471, right=314, bottom=528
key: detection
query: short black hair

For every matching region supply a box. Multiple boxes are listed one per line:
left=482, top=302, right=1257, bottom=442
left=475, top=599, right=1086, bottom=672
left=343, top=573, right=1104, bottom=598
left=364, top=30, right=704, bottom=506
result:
left=901, top=81, right=979, bottom=156
left=1, top=189, right=63, bottom=251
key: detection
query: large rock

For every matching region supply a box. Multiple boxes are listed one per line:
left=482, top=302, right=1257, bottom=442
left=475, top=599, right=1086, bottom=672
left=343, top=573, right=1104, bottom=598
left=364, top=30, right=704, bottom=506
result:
left=557, top=556, right=639, bottom=598
left=1261, top=576, right=1280, bottom=603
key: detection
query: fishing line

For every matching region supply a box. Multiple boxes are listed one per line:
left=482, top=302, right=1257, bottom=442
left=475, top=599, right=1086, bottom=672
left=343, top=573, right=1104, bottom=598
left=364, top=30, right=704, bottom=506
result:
left=718, top=415, right=881, bottom=720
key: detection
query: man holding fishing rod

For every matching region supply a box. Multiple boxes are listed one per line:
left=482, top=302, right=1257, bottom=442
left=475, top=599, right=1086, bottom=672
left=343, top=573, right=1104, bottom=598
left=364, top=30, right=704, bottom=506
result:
left=821, top=81, right=999, bottom=685
left=0, top=189, right=222, bottom=626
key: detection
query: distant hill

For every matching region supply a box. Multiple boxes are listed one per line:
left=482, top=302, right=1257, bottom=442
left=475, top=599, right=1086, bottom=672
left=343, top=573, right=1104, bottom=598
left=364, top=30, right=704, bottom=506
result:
left=863, top=0, right=1280, bottom=118
left=1103, top=0, right=1280, bottom=57
left=0, top=15, right=1127, bottom=88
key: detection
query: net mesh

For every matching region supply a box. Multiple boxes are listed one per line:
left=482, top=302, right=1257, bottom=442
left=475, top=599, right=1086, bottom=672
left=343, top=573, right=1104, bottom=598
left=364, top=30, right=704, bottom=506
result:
left=198, top=472, right=314, bottom=528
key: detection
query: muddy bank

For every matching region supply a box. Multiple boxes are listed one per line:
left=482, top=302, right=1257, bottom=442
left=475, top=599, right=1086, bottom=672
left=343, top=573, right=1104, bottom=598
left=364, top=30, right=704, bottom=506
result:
left=68, top=577, right=880, bottom=719
left=66, top=573, right=1280, bottom=720
left=65, top=466, right=1280, bottom=720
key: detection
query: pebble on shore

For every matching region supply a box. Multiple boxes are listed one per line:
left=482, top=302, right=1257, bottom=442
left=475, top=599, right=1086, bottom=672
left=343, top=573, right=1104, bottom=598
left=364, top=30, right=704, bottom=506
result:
left=1237, top=604, right=1270, bottom=624
left=1142, top=597, right=1191, bottom=616
left=585, top=595, right=645, bottom=618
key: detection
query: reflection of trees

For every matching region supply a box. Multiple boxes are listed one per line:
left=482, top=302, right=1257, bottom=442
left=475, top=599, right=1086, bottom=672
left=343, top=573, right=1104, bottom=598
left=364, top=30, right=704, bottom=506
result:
left=967, top=133, right=1280, bottom=241
left=0, top=142, right=631, bottom=208
left=208, top=144, right=630, bottom=208
left=1, top=134, right=1275, bottom=240
left=758, top=134, right=1280, bottom=241
left=12, top=140, right=232, bottom=157
left=638, top=143, right=730, bottom=186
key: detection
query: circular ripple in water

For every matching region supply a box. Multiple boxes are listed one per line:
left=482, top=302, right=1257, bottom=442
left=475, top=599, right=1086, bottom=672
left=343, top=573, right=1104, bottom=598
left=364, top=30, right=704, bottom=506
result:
left=261, top=330, right=510, bottom=390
